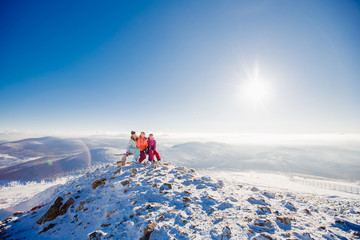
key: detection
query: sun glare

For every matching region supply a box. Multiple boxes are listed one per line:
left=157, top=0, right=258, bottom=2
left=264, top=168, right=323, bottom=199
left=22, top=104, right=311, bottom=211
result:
left=243, top=79, right=271, bottom=104
left=240, top=65, right=272, bottom=106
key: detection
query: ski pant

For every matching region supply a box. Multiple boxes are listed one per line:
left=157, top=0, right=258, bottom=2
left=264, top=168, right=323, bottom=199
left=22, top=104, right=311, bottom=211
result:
left=148, top=149, right=161, bottom=162
left=128, top=147, right=140, bottom=162
left=139, top=150, right=147, bottom=163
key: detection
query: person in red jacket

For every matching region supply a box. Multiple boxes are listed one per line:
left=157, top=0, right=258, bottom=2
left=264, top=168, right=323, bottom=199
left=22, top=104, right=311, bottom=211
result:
left=147, top=133, right=161, bottom=162
left=137, top=132, right=148, bottom=163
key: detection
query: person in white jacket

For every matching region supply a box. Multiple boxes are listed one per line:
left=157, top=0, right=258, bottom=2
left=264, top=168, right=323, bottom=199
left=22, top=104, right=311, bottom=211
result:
left=126, top=131, right=140, bottom=162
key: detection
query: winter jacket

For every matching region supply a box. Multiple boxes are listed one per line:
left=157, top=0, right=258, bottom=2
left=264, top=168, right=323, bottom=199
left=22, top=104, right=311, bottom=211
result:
left=137, top=136, right=148, bottom=151
left=127, top=138, right=137, bottom=152
left=147, top=139, right=157, bottom=151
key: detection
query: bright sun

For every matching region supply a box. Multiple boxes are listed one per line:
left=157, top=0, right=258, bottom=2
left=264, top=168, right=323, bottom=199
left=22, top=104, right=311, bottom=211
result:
left=242, top=79, right=271, bottom=104
left=238, top=64, right=273, bottom=107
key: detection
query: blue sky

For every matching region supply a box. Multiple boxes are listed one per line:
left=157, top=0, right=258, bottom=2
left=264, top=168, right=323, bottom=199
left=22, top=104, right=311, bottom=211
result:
left=1, top=0, right=360, bottom=133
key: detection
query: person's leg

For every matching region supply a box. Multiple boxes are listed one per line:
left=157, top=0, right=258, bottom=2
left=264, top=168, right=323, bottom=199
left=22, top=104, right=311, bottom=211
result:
left=148, top=149, right=154, bottom=162
left=154, top=150, right=161, bottom=160
left=129, top=147, right=140, bottom=162
left=139, top=151, right=146, bottom=163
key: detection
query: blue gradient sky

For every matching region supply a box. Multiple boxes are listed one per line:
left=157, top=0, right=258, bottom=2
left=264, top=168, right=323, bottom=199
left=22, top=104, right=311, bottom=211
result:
left=1, top=0, right=360, bottom=133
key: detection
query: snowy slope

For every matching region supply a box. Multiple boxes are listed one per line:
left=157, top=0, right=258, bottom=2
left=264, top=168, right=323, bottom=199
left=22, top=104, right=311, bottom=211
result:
left=1, top=159, right=359, bottom=239
left=0, top=147, right=120, bottom=181
left=0, top=136, right=127, bottom=168
left=162, top=142, right=360, bottom=181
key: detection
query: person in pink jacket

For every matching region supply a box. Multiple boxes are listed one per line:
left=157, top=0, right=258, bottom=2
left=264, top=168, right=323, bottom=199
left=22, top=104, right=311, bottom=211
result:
left=147, top=133, right=161, bottom=162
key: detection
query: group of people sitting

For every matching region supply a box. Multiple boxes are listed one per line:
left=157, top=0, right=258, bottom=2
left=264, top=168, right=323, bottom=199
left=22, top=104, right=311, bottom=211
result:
left=126, top=131, right=161, bottom=163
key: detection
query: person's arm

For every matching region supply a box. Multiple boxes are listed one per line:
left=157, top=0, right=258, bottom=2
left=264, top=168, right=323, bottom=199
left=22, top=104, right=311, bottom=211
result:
left=153, top=140, right=157, bottom=151
left=126, top=140, right=132, bottom=152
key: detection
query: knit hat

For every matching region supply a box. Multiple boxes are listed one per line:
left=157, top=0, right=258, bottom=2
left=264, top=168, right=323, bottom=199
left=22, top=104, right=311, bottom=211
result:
left=131, top=131, right=136, bottom=135
left=149, top=133, right=154, bottom=137
left=141, top=132, right=145, bottom=135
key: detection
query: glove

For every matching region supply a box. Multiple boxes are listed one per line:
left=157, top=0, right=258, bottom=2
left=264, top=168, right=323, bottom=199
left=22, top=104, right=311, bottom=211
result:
left=126, top=152, right=129, bottom=157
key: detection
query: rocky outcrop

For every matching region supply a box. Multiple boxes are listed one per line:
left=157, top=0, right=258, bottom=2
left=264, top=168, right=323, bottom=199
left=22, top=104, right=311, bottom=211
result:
left=39, top=223, right=56, bottom=233
left=91, top=178, right=106, bottom=190
left=37, top=197, right=75, bottom=224
left=76, top=200, right=94, bottom=212
left=140, top=220, right=157, bottom=240
left=222, top=226, right=231, bottom=239
left=121, top=180, right=130, bottom=186
left=2, top=161, right=357, bottom=240
left=114, top=167, right=122, bottom=175
left=87, top=230, right=106, bottom=240
left=105, top=209, right=118, bottom=218
left=284, top=202, right=297, bottom=212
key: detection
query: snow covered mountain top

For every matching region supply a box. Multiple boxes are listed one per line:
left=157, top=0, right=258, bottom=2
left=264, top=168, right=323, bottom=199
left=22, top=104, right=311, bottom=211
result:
left=1, top=159, right=360, bottom=239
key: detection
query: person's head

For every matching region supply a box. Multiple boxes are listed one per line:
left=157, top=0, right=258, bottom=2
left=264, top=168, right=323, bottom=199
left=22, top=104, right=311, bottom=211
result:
left=149, top=133, right=154, bottom=140
left=140, top=132, right=145, bottom=138
left=130, top=131, right=137, bottom=140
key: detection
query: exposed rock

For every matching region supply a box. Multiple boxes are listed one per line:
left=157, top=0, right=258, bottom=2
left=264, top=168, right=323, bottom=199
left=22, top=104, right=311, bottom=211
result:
left=257, top=233, right=274, bottom=239
left=91, top=178, right=106, bottom=190
left=189, top=168, right=196, bottom=173
left=39, top=223, right=56, bottom=233
left=262, top=191, right=275, bottom=199
left=30, top=205, right=45, bottom=212
left=76, top=200, right=94, bottom=212
left=304, top=209, right=311, bottom=215
left=183, top=197, right=191, bottom=203
left=222, top=226, right=231, bottom=239
left=3, top=216, right=14, bottom=224
left=251, top=187, right=259, bottom=192
left=121, top=180, right=130, bottom=186
left=254, top=219, right=272, bottom=227
left=13, top=211, right=25, bottom=216
left=284, top=202, right=297, bottom=212
left=37, top=197, right=75, bottom=224
left=145, top=202, right=163, bottom=210
left=106, top=209, right=118, bottom=218
left=87, top=230, right=106, bottom=240
left=101, top=223, right=111, bottom=227
left=140, top=220, right=157, bottom=240
left=275, top=217, right=292, bottom=230
left=162, top=183, right=172, bottom=190
left=114, top=168, right=122, bottom=175
left=256, top=206, right=272, bottom=215
left=276, top=216, right=292, bottom=225
left=252, top=218, right=274, bottom=233
left=131, top=168, right=137, bottom=173
left=247, top=197, right=268, bottom=206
